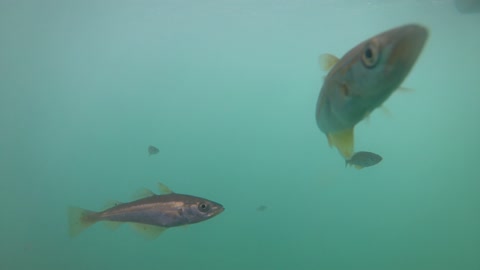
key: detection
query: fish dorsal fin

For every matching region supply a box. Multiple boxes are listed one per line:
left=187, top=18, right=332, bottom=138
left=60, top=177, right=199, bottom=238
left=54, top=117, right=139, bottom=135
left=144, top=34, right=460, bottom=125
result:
left=319, top=54, right=339, bottom=72
left=104, top=200, right=122, bottom=209
left=327, top=128, right=354, bottom=159
left=133, top=188, right=155, bottom=200
left=130, top=223, right=167, bottom=239
left=158, top=183, right=173, bottom=194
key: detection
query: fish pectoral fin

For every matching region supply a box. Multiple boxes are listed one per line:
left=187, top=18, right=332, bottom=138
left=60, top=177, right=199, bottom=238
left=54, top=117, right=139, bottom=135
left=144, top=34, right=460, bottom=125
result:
left=319, top=54, right=339, bottom=71
left=132, top=188, right=155, bottom=199
left=67, top=206, right=98, bottom=238
left=379, top=105, right=392, bottom=118
left=327, top=129, right=354, bottom=159
left=130, top=223, right=167, bottom=239
left=104, top=221, right=122, bottom=230
left=396, top=86, right=414, bottom=92
left=158, top=183, right=173, bottom=194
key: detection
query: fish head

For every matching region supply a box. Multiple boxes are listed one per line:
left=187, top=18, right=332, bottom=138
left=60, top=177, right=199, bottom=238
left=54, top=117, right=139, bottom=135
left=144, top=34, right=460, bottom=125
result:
left=344, top=24, right=428, bottom=113
left=317, top=24, right=428, bottom=133
left=181, top=196, right=224, bottom=224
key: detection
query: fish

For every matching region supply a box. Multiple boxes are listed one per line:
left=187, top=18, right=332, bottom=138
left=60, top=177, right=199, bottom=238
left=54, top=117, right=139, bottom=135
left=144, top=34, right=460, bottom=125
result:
left=345, top=151, right=383, bottom=169
left=148, top=145, right=159, bottom=156
left=67, top=183, right=224, bottom=239
left=316, top=24, right=428, bottom=159
left=256, top=205, right=267, bottom=212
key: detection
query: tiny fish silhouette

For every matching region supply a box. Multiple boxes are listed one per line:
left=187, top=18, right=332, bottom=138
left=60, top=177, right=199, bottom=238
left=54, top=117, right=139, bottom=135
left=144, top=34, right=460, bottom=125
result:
left=257, top=205, right=267, bottom=212
left=68, top=183, right=224, bottom=239
left=148, top=145, right=159, bottom=156
left=345, top=151, right=382, bottom=169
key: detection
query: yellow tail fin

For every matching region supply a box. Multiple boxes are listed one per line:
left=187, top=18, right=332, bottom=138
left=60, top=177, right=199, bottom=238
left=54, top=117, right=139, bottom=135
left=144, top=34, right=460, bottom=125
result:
left=327, top=128, right=354, bottom=159
left=68, top=206, right=98, bottom=238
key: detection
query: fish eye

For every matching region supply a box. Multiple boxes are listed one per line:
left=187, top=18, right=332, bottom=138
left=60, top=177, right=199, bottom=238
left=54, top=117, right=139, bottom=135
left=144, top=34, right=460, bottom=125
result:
left=361, top=42, right=380, bottom=69
left=198, top=202, right=210, bottom=212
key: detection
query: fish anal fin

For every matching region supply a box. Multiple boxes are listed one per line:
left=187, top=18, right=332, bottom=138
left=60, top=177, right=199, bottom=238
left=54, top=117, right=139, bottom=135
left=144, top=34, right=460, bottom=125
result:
left=319, top=54, right=339, bottom=71
left=104, top=221, right=122, bottom=230
left=327, top=129, right=354, bottom=159
left=67, top=206, right=98, bottom=238
left=130, top=223, right=166, bottom=239
left=158, top=183, right=173, bottom=194
left=133, top=188, right=155, bottom=200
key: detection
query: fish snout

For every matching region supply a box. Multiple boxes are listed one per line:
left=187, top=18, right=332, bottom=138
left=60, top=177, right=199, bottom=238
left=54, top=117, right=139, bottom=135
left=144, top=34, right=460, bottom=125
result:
left=387, top=24, right=429, bottom=68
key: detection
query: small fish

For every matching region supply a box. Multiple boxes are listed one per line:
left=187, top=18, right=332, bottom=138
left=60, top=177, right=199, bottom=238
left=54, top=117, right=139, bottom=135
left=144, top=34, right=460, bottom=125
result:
left=345, top=151, right=382, bottom=169
left=68, top=183, right=224, bottom=239
left=257, top=205, right=267, bottom=212
left=316, top=24, right=428, bottom=159
left=148, top=145, right=159, bottom=156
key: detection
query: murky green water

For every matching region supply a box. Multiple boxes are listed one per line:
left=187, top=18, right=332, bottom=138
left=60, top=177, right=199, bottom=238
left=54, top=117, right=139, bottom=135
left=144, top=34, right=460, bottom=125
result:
left=1, top=1, right=479, bottom=269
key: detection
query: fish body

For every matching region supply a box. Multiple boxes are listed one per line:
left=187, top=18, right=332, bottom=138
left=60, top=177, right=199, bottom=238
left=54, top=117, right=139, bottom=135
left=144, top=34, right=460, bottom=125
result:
left=68, top=183, right=224, bottom=238
left=148, top=145, right=159, bottom=155
left=256, top=205, right=267, bottom=212
left=316, top=24, right=428, bottom=159
left=345, top=151, right=382, bottom=169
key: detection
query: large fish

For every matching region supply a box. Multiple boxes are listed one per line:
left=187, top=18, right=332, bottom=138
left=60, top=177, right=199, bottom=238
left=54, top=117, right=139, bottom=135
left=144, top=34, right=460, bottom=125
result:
left=316, top=24, right=428, bottom=159
left=68, top=183, right=224, bottom=239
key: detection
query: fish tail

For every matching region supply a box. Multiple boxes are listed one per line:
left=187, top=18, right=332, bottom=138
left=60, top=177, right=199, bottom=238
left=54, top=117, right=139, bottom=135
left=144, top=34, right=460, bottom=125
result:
left=345, top=159, right=348, bottom=168
left=67, top=206, right=99, bottom=238
left=327, top=129, right=354, bottom=159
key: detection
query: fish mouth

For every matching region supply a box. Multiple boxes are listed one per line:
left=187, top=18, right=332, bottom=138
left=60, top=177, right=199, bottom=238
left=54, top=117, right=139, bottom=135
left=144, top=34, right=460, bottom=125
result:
left=210, top=204, right=225, bottom=217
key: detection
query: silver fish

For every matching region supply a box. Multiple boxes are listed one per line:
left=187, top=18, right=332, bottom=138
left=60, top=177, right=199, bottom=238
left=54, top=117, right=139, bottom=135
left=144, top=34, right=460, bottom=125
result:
left=316, top=24, right=428, bottom=159
left=68, top=183, right=224, bottom=239
left=345, top=151, right=382, bottom=169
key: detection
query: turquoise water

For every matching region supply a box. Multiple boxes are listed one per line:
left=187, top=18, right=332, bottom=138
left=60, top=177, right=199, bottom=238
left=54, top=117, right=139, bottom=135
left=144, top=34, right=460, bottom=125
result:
left=1, top=1, right=479, bottom=269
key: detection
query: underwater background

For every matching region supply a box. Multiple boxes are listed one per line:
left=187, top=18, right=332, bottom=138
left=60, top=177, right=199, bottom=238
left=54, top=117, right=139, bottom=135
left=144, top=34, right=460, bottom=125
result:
left=1, top=0, right=479, bottom=269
